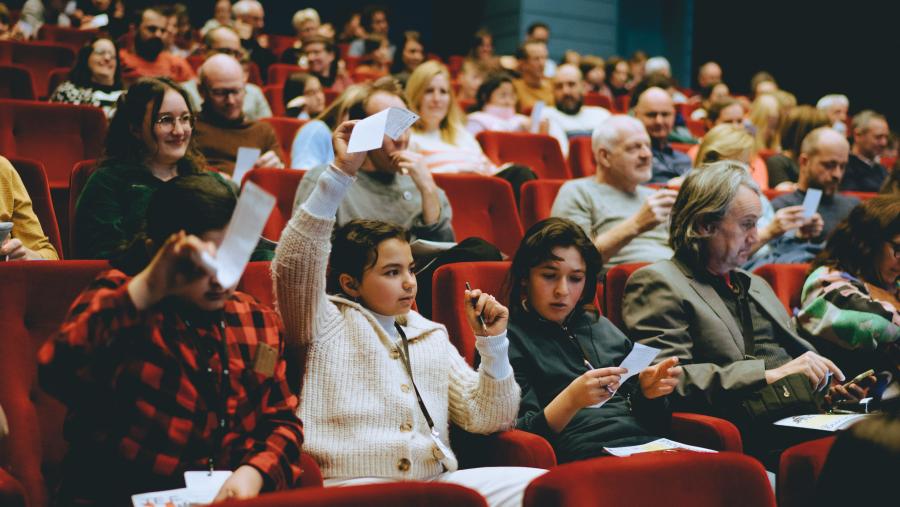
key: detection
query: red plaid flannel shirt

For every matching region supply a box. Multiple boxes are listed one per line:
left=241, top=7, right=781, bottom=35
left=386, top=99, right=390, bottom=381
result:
left=38, top=270, right=303, bottom=499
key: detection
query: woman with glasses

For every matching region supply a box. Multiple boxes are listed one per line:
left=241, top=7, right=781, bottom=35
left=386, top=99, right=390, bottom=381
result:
left=50, top=36, right=125, bottom=118
left=796, top=195, right=900, bottom=377
left=74, top=77, right=230, bottom=260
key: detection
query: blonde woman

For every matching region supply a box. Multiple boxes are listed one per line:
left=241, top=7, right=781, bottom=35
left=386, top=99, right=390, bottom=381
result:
left=406, top=60, right=535, bottom=199
left=748, top=93, right=782, bottom=153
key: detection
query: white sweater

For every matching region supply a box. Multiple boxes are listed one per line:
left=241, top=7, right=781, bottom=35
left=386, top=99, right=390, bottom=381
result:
left=273, top=167, right=520, bottom=480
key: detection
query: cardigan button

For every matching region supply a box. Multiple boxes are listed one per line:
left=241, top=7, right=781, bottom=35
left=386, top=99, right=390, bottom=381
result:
left=390, top=350, right=400, bottom=360
left=400, top=422, right=412, bottom=432
left=400, top=384, right=410, bottom=393
left=397, top=458, right=411, bottom=472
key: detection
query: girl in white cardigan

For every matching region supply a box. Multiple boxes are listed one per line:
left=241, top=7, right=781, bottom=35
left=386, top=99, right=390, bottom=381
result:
left=273, top=121, right=546, bottom=507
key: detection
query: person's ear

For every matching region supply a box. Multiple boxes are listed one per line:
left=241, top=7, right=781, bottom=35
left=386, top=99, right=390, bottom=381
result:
left=798, top=152, right=809, bottom=169
left=339, top=273, right=361, bottom=297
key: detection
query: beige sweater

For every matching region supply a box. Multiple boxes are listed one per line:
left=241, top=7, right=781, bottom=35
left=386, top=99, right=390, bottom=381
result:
left=273, top=167, right=519, bottom=480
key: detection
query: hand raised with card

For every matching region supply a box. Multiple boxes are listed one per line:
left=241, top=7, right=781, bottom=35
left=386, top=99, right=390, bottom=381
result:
left=127, top=231, right=218, bottom=310
left=331, top=120, right=367, bottom=177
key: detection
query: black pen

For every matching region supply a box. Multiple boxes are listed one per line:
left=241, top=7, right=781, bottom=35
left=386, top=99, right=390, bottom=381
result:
left=464, top=281, right=488, bottom=333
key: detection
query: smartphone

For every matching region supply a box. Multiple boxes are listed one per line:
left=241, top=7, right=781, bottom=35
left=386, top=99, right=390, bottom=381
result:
left=0, top=222, right=12, bottom=245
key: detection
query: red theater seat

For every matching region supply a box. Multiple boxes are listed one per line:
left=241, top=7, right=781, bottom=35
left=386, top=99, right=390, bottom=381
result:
left=67, top=159, right=97, bottom=258
left=243, top=168, right=306, bottom=241
left=432, top=173, right=524, bottom=257
left=0, top=64, right=36, bottom=99
left=778, top=437, right=835, bottom=507
left=753, top=263, right=810, bottom=314
left=45, top=66, right=69, bottom=97
left=603, top=262, right=649, bottom=329
left=583, top=92, right=613, bottom=110
left=219, top=482, right=487, bottom=507
left=518, top=179, right=564, bottom=231
left=566, top=136, right=595, bottom=178
left=7, top=157, right=63, bottom=258
left=524, top=451, right=774, bottom=507
left=264, top=84, right=285, bottom=116
left=261, top=117, right=308, bottom=161
left=267, top=35, right=297, bottom=61
left=37, top=25, right=99, bottom=53
left=842, top=190, right=877, bottom=201
left=476, top=131, right=572, bottom=180
left=0, top=41, right=75, bottom=99
left=267, top=63, right=306, bottom=86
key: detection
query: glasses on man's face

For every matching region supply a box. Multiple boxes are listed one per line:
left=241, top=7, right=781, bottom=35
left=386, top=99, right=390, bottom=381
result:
left=155, top=113, right=195, bottom=131
left=208, top=87, right=245, bottom=99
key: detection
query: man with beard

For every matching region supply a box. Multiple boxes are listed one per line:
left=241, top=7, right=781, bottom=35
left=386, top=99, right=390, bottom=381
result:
left=551, top=115, right=678, bottom=270
left=193, top=54, right=284, bottom=177
left=542, top=64, right=611, bottom=156
left=119, top=6, right=194, bottom=84
left=772, top=127, right=858, bottom=242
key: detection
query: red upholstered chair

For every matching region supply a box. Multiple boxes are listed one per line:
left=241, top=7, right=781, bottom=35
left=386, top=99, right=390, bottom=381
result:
left=778, top=436, right=835, bottom=507
left=842, top=190, right=877, bottom=201
left=685, top=117, right=707, bottom=138
left=763, top=188, right=790, bottom=201
left=7, top=157, right=63, bottom=258
left=566, top=135, right=596, bottom=178
left=447, top=55, right=465, bottom=77
left=603, top=262, right=649, bottom=329
left=670, top=142, right=693, bottom=154
left=261, top=117, right=308, bottom=161
left=753, top=263, right=810, bottom=314
left=267, top=35, right=297, bottom=61
left=263, top=84, right=285, bottom=116
left=350, top=68, right=384, bottom=83
left=432, top=173, right=524, bottom=257
left=242, top=168, right=306, bottom=241
left=323, top=87, right=339, bottom=107
left=614, top=94, right=631, bottom=113
left=187, top=54, right=204, bottom=71
left=220, top=482, right=487, bottom=507
left=583, top=91, right=613, bottom=110
left=246, top=61, right=263, bottom=87
left=524, top=451, right=775, bottom=507
left=457, top=97, right=475, bottom=113
left=45, top=67, right=69, bottom=97
left=476, top=131, right=572, bottom=180
left=0, top=64, right=36, bottom=99
left=36, top=24, right=99, bottom=53
left=237, top=261, right=274, bottom=308
left=3, top=41, right=75, bottom=99
left=518, top=179, right=564, bottom=231
left=267, top=63, right=306, bottom=86
left=67, top=159, right=97, bottom=259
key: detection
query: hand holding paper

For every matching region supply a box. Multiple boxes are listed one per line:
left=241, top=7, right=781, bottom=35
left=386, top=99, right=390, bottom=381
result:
left=589, top=343, right=660, bottom=408
left=231, top=147, right=261, bottom=185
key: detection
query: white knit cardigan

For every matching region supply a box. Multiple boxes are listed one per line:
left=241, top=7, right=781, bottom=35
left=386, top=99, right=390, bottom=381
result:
left=273, top=168, right=520, bottom=480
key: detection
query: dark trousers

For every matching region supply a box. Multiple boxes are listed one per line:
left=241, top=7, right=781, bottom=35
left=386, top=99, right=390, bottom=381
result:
left=414, top=237, right=502, bottom=319
left=495, top=164, right=537, bottom=204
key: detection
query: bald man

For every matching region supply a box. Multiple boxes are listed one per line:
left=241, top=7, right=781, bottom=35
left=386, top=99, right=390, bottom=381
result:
left=193, top=54, right=284, bottom=176
left=181, top=26, right=273, bottom=121
left=772, top=127, right=858, bottom=242
left=634, top=87, right=691, bottom=183
left=697, top=61, right=722, bottom=89
left=542, top=64, right=611, bottom=156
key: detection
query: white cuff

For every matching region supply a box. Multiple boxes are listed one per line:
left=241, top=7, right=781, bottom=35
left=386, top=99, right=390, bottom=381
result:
left=474, top=331, right=513, bottom=379
left=301, top=164, right=355, bottom=219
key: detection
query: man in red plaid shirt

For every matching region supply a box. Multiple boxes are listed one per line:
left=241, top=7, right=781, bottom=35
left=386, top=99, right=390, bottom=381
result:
left=38, top=174, right=303, bottom=504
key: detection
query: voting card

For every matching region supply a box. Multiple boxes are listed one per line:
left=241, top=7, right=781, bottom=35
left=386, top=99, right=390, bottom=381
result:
left=347, top=107, right=419, bottom=153
left=232, top=147, right=261, bottom=185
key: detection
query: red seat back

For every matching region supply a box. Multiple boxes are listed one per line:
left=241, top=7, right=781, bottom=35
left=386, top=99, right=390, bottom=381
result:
left=323, top=87, right=339, bottom=107
left=670, top=142, right=693, bottom=154
left=219, top=482, right=487, bottom=507
left=432, top=173, right=524, bottom=256
left=524, top=451, right=775, bottom=507
left=243, top=168, right=306, bottom=241
left=604, top=262, right=649, bottom=329
left=778, top=437, right=835, bottom=507
left=753, top=263, right=810, bottom=314
left=685, top=117, right=707, bottom=138
left=261, top=116, right=308, bottom=159
left=2, top=41, right=75, bottom=99
left=267, top=63, right=306, bottom=86
left=583, top=91, right=613, bottom=110
left=0, top=260, right=110, bottom=507
left=267, top=35, right=297, bottom=61
left=7, top=157, right=63, bottom=259
left=0, top=100, right=107, bottom=189
left=37, top=24, right=99, bottom=53
left=264, top=84, right=285, bottom=117
left=476, top=131, right=572, bottom=180
left=567, top=136, right=596, bottom=178
left=68, top=159, right=97, bottom=258
left=614, top=94, right=631, bottom=113
left=519, top=179, right=565, bottom=231
left=0, top=64, right=36, bottom=99
left=46, top=66, right=69, bottom=97
left=236, top=261, right=274, bottom=307
left=842, top=190, right=877, bottom=201
left=431, top=261, right=511, bottom=364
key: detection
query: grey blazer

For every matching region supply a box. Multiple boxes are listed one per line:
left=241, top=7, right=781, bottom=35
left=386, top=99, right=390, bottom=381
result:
left=622, top=257, right=816, bottom=411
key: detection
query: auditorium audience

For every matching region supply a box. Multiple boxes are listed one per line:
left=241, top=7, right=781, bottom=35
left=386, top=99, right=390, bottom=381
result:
left=633, top=87, right=692, bottom=183
left=181, top=26, right=272, bottom=122
left=41, top=174, right=303, bottom=504
left=193, top=54, right=284, bottom=176
left=797, top=195, right=900, bottom=376
left=622, top=161, right=856, bottom=468
left=844, top=110, right=891, bottom=192
left=696, top=61, right=723, bottom=89
left=200, top=0, right=232, bottom=36
left=290, top=84, right=367, bottom=169
left=232, top=0, right=275, bottom=77
left=512, top=39, right=554, bottom=112
left=542, top=63, right=611, bottom=156
left=74, top=77, right=228, bottom=260
left=552, top=115, right=676, bottom=269
left=467, top=28, right=502, bottom=73
left=525, top=21, right=557, bottom=77
left=689, top=82, right=731, bottom=122
left=456, top=59, right=487, bottom=103
left=0, top=156, right=59, bottom=260
left=49, top=36, right=124, bottom=118
left=508, top=217, right=681, bottom=463
left=118, top=5, right=194, bottom=84
left=353, top=34, right=392, bottom=79
left=579, top=55, right=613, bottom=100
left=605, top=56, right=630, bottom=98
left=748, top=93, right=782, bottom=153
left=816, top=94, right=849, bottom=135
left=765, top=105, right=830, bottom=190
left=283, top=72, right=325, bottom=119
left=279, top=7, right=320, bottom=65
left=750, top=71, right=778, bottom=98
left=274, top=120, right=545, bottom=506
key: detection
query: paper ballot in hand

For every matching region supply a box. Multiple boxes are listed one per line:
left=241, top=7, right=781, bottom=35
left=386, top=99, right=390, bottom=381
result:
left=198, top=181, right=276, bottom=289
left=589, top=343, right=660, bottom=408
left=231, top=147, right=262, bottom=186
left=530, top=101, right=545, bottom=133
left=801, top=188, right=822, bottom=219
left=347, top=107, right=419, bottom=153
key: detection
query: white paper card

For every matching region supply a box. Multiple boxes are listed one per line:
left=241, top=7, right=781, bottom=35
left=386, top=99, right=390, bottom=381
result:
left=184, top=471, right=233, bottom=503
left=232, top=147, right=261, bottom=185
left=131, top=488, right=193, bottom=507
left=347, top=107, right=419, bottom=153
left=589, top=343, right=660, bottom=408
left=200, top=181, right=276, bottom=289
left=529, top=101, right=545, bottom=133
left=603, top=438, right=717, bottom=457
left=774, top=413, right=869, bottom=432
left=87, top=13, right=109, bottom=28
left=409, top=239, right=457, bottom=257
left=801, top=188, right=823, bottom=219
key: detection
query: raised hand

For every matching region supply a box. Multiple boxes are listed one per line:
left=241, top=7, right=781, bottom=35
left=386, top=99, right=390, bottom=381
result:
left=127, top=231, right=217, bottom=310
left=331, top=120, right=367, bottom=177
